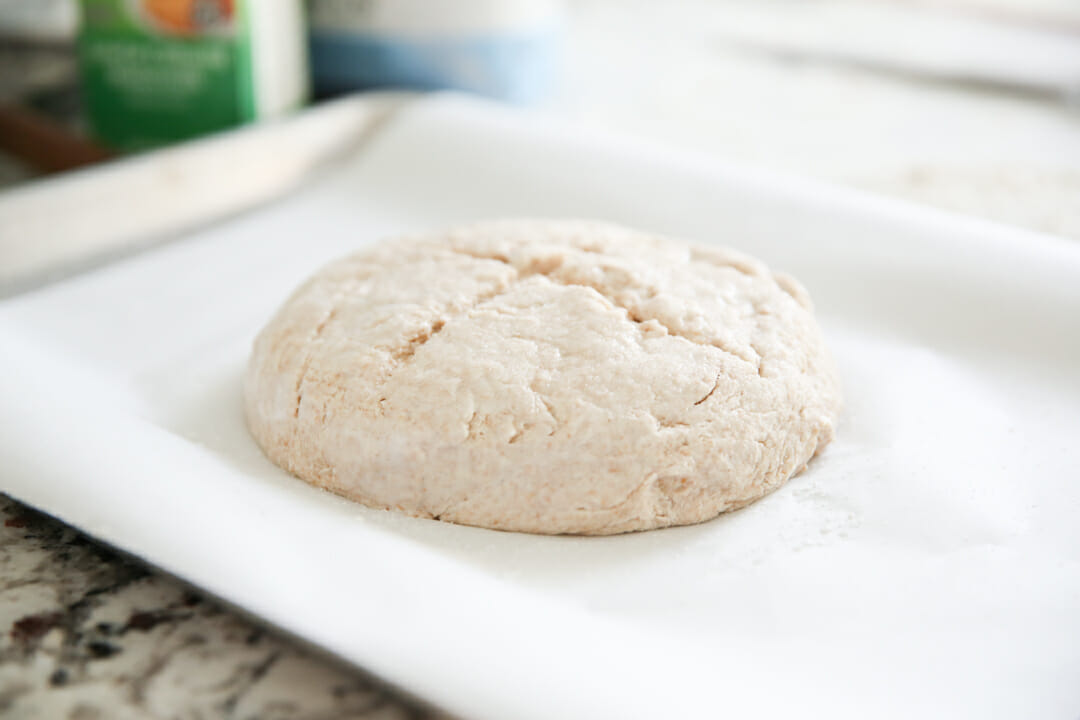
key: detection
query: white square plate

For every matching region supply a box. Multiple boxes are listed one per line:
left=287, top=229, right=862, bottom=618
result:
left=2, top=95, right=1079, bottom=720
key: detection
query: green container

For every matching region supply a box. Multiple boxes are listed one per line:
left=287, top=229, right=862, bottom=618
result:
left=79, top=0, right=308, bottom=151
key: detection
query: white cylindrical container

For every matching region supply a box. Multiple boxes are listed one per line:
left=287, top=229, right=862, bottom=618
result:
left=307, top=0, right=562, bottom=103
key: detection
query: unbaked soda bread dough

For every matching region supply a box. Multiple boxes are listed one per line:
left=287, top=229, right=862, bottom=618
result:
left=245, top=220, right=841, bottom=535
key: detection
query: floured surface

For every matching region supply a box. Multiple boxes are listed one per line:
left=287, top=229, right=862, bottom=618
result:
left=1, top=95, right=1079, bottom=720
left=246, top=220, right=840, bottom=534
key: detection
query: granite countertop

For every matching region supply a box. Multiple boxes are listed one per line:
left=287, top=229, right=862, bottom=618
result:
left=2, top=1, right=1078, bottom=718
left=0, top=496, right=439, bottom=720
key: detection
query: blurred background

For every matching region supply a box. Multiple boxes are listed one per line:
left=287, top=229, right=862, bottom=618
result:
left=1, top=0, right=1079, bottom=235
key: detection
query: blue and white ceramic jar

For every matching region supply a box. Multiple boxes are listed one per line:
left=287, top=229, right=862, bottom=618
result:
left=308, top=0, right=563, bottom=103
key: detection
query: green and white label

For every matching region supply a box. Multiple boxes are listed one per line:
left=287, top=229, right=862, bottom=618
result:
left=79, top=0, right=307, bottom=151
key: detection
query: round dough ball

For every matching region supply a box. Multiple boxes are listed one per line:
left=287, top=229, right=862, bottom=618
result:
left=245, top=220, right=841, bottom=535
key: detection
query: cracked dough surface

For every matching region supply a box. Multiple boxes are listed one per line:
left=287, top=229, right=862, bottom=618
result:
left=245, top=220, right=841, bottom=535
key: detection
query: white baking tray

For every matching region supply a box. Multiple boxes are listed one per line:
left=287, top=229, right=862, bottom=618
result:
left=2, top=94, right=1078, bottom=720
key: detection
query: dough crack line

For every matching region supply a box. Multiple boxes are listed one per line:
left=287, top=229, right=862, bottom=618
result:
left=450, top=247, right=761, bottom=373
left=693, top=373, right=722, bottom=406
left=293, top=305, right=340, bottom=419
left=298, top=248, right=763, bottom=425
